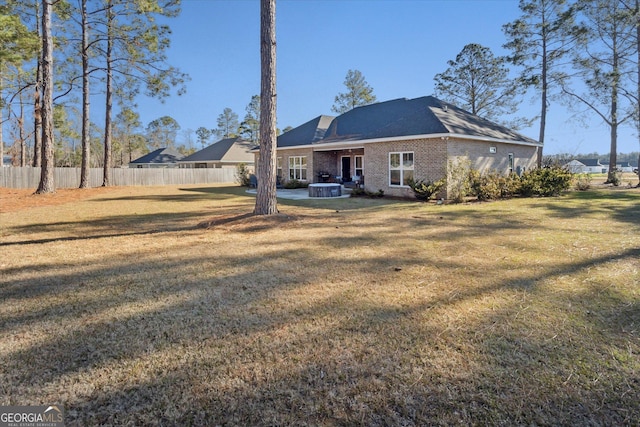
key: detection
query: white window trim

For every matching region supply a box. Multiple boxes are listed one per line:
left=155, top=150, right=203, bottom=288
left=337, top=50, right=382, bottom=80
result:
left=389, top=151, right=414, bottom=187
left=355, top=155, right=364, bottom=177
left=288, top=156, right=307, bottom=181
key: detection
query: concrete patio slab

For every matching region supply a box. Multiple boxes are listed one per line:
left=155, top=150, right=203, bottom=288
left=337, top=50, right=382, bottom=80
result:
left=245, top=187, right=351, bottom=200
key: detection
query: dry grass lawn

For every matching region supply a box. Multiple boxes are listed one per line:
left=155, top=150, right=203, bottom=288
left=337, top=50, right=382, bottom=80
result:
left=1, top=184, right=638, bottom=426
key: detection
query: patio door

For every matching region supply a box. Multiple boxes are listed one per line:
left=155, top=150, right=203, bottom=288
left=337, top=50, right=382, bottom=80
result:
left=341, top=156, right=351, bottom=182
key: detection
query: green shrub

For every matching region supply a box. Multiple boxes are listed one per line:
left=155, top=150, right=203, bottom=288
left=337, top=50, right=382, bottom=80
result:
left=518, top=165, right=573, bottom=197
left=350, top=188, right=384, bottom=198
left=407, top=177, right=446, bottom=201
left=448, top=157, right=472, bottom=203
left=574, top=173, right=592, bottom=191
left=469, top=170, right=521, bottom=201
left=502, top=173, right=522, bottom=198
left=283, top=179, right=308, bottom=189
left=469, top=170, right=500, bottom=201
left=235, top=163, right=251, bottom=187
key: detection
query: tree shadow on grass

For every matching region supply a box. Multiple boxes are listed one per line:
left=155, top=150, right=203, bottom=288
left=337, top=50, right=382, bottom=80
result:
left=4, top=244, right=634, bottom=425
left=90, top=185, right=250, bottom=203
left=0, top=211, right=207, bottom=247
left=2, top=191, right=638, bottom=425
left=532, top=190, right=640, bottom=226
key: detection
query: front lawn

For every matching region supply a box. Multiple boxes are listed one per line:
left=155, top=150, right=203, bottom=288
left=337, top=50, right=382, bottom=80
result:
left=1, top=185, right=638, bottom=425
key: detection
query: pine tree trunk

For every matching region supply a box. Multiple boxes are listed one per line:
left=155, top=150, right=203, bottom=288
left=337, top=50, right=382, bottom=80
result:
left=606, top=36, right=619, bottom=185
left=636, top=0, right=640, bottom=187
left=538, top=30, right=548, bottom=169
left=102, top=1, right=113, bottom=187
left=33, top=60, right=42, bottom=167
left=36, top=0, right=55, bottom=194
left=19, top=96, right=26, bottom=167
left=80, top=0, right=90, bottom=188
left=254, top=0, right=278, bottom=216
left=0, top=76, right=3, bottom=168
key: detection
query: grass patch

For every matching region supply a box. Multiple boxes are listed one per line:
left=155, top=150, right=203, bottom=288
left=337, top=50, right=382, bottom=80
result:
left=1, top=184, right=639, bottom=425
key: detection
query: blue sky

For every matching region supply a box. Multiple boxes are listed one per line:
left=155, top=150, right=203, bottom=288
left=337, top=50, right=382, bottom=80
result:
left=138, top=0, right=638, bottom=155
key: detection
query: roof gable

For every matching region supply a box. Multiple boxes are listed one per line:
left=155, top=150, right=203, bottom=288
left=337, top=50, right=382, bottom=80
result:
left=573, top=158, right=602, bottom=167
left=277, top=115, right=334, bottom=147
left=130, top=147, right=184, bottom=164
left=181, top=137, right=254, bottom=162
left=323, top=97, right=447, bottom=141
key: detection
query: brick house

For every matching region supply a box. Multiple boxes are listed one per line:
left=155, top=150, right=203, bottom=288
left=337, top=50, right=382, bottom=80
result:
left=262, top=96, right=541, bottom=198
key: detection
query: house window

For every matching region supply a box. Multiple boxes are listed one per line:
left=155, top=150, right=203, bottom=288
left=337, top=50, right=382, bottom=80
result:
left=276, top=157, right=282, bottom=178
left=289, top=156, right=307, bottom=180
left=389, top=152, right=414, bottom=186
left=508, top=153, right=514, bottom=173
left=355, top=155, right=364, bottom=177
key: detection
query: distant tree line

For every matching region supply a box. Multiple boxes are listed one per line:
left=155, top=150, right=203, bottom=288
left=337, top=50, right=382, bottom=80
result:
left=1, top=0, right=188, bottom=192
left=1, top=0, right=639, bottom=192
left=544, top=151, right=639, bottom=164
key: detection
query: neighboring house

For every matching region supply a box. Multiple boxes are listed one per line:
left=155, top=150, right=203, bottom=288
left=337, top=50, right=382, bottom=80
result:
left=179, top=137, right=255, bottom=170
left=129, top=147, right=184, bottom=168
left=618, top=161, right=635, bottom=173
left=2, top=154, right=13, bottom=167
left=258, top=96, right=541, bottom=198
left=598, top=161, right=632, bottom=173
left=566, top=158, right=606, bottom=174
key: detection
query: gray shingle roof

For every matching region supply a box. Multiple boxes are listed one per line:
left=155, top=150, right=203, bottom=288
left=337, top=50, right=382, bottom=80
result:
left=574, top=158, right=602, bottom=167
left=130, top=147, right=184, bottom=164
left=277, top=96, right=539, bottom=147
left=180, top=137, right=255, bottom=163
left=277, top=115, right=334, bottom=147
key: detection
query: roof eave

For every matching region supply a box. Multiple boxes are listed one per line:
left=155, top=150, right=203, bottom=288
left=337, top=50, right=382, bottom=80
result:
left=272, top=133, right=541, bottom=150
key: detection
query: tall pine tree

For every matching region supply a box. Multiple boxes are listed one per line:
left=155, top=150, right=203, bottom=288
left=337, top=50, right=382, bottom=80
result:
left=434, top=43, right=528, bottom=129
left=564, top=0, right=636, bottom=184
left=332, top=69, right=376, bottom=114
left=254, top=0, right=278, bottom=216
left=503, top=0, right=585, bottom=166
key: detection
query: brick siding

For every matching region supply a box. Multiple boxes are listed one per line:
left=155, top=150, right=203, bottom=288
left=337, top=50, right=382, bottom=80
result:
left=447, top=138, right=538, bottom=175
left=275, top=138, right=539, bottom=198
left=364, top=138, right=448, bottom=198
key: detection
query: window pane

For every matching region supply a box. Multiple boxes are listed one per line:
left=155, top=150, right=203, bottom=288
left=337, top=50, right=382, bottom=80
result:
left=301, top=169, right=307, bottom=180
left=290, top=169, right=295, bottom=180
left=403, top=153, right=414, bottom=168
left=390, top=170, right=401, bottom=186
left=403, top=170, right=414, bottom=186
left=390, top=153, right=400, bottom=168
left=301, top=156, right=307, bottom=167
left=355, top=156, right=362, bottom=168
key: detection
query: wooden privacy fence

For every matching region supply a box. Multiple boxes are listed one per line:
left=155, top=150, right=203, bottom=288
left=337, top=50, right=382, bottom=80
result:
left=0, top=167, right=237, bottom=189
